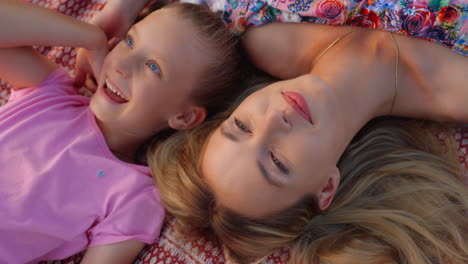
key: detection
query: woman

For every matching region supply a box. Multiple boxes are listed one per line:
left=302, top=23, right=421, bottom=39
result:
left=148, top=21, right=468, bottom=263
left=196, top=22, right=467, bottom=216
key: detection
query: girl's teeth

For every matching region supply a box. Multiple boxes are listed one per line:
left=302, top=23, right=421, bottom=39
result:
left=105, top=79, right=127, bottom=101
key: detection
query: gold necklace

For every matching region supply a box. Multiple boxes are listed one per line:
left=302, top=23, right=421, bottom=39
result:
left=312, top=28, right=399, bottom=115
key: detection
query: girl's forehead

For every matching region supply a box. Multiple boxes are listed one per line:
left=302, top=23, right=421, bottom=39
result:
left=143, top=7, right=191, bottom=26
left=139, top=8, right=206, bottom=48
left=135, top=11, right=211, bottom=72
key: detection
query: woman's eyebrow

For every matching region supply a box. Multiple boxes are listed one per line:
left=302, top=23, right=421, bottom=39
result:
left=220, top=123, right=238, bottom=142
left=257, top=159, right=282, bottom=187
left=220, top=122, right=282, bottom=187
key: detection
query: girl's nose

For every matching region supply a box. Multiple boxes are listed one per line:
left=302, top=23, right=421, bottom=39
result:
left=114, top=52, right=132, bottom=78
left=115, top=68, right=129, bottom=78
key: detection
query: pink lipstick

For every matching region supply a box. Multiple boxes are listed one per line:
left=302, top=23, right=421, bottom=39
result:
left=282, top=91, right=313, bottom=124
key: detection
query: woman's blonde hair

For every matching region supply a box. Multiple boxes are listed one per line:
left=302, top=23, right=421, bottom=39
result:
left=149, top=101, right=468, bottom=263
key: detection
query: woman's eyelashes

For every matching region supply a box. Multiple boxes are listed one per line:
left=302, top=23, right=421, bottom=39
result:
left=234, top=117, right=251, bottom=133
left=234, top=117, right=289, bottom=175
left=270, top=152, right=289, bottom=175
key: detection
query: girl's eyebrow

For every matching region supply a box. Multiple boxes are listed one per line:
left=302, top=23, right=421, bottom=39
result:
left=129, top=27, right=138, bottom=38
left=129, top=26, right=168, bottom=80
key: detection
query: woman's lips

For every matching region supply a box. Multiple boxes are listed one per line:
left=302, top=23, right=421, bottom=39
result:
left=282, top=91, right=313, bottom=124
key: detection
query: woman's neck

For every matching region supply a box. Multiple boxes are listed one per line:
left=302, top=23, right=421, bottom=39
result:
left=311, top=29, right=398, bottom=158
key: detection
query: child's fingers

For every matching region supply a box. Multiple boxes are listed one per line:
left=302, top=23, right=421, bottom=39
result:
left=85, top=74, right=98, bottom=93
left=74, top=68, right=87, bottom=88
left=74, top=48, right=88, bottom=87
left=88, top=48, right=109, bottom=84
left=90, top=61, right=102, bottom=86
left=108, top=37, right=121, bottom=49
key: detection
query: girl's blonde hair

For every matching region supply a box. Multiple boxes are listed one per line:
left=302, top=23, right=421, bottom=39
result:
left=149, top=100, right=468, bottom=263
left=136, top=2, right=250, bottom=162
left=140, top=2, right=248, bottom=116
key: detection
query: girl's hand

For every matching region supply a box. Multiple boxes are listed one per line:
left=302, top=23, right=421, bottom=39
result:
left=0, top=0, right=110, bottom=90
left=90, top=0, right=150, bottom=42
left=74, top=0, right=150, bottom=90
left=74, top=44, right=109, bottom=91
left=90, top=2, right=132, bottom=43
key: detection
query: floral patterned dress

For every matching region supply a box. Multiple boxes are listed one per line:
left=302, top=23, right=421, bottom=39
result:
left=212, top=0, right=468, bottom=55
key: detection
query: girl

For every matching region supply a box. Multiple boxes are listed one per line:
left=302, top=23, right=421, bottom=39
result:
left=0, top=0, right=246, bottom=263
left=148, top=16, right=468, bottom=264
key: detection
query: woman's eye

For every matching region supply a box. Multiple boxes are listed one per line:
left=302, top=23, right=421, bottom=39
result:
left=270, top=152, right=289, bottom=174
left=146, top=61, right=160, bottom=74
left=234, top=117, right=251, bottom=133
left=125, top=36, right=134, bottom=48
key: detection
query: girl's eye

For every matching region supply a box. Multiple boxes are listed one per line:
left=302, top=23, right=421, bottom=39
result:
left=234, top=117, right=251, bottom=133
left=146, top=61, right=160, bottom=74
left=270, top=152, right=289, bottom=174
left=125, top=36, right=134, bottom=48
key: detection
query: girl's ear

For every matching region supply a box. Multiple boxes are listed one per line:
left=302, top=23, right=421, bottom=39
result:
left=168, top=106, right=207, bottom=130
left=317, top=166, right=340, bottom=211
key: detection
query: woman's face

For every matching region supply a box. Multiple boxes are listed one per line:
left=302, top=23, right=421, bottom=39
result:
left=201, top=75, right=344, bottom=217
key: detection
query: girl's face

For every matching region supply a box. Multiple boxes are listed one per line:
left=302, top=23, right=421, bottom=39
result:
left=201, top=75, right=345, bottom=217
left=90, top=8, right=211, bottom=139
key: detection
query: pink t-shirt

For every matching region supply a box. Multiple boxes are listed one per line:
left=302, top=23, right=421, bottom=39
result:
left=0, top=69, right=165, bottom=263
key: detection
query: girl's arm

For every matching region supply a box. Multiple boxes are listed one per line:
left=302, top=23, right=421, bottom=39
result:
left=80, top=240, right=145, bottom=264
left=0, top=0, right=107, bottom=89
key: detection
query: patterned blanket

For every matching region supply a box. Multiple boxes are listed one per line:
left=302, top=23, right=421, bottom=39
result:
left=1, top=1, right=466, bottom=263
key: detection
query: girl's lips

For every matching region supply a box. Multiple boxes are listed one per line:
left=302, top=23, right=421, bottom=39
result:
left=105, top=79, right=128, bottom=99
left=103, top=84, right=127, bottom=104
left=102, top=78, right=128, bottom=104
left=282, top=91, right=313, bottom=124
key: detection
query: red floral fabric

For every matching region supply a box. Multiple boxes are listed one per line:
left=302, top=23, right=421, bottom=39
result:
left=220, top=0, right=468, bottom=55
left=1, top=1, right=466, bottom=263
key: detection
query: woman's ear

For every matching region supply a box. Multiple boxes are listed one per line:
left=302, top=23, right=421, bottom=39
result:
left=168, top=106, right=207, bottom=130
left=317, top=166, right=340, bottom=211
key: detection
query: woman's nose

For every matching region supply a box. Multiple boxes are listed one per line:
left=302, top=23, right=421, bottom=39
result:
left=262, top=109, right=290, bottom=134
